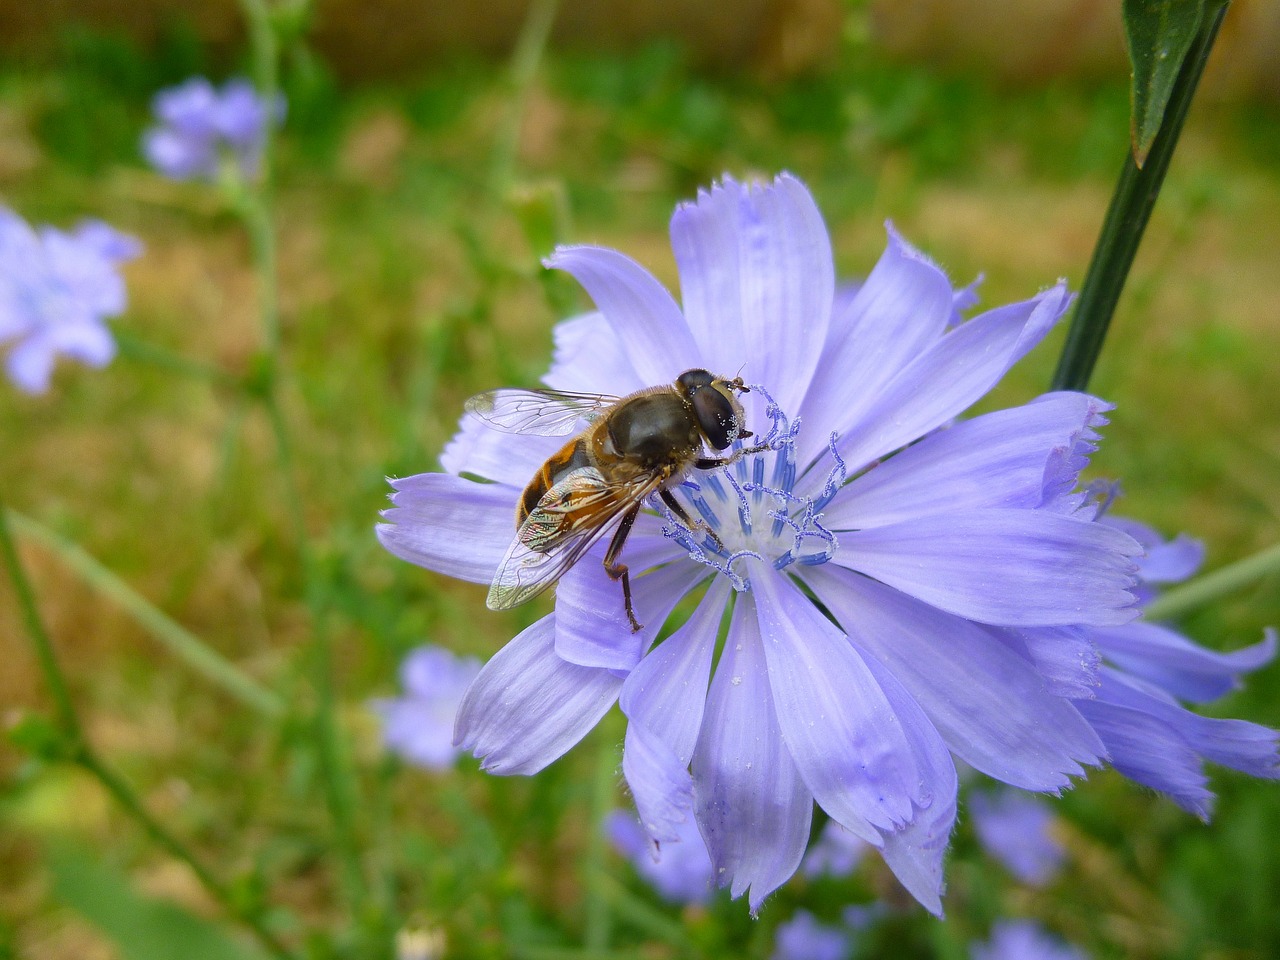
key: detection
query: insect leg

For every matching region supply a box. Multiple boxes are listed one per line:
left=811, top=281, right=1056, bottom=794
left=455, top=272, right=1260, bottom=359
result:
left=694, top=443, right=771, bottom=470
left=659, top=488, right=724, bottom=551
left=604, top=505, right=643, bottom=633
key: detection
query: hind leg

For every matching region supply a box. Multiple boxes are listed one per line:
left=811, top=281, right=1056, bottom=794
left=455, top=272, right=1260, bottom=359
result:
left=604, top=505, right=642, bottom=632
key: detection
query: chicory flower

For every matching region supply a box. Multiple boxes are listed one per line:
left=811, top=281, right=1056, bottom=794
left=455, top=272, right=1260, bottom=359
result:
left=1070, top=517, right=1279, bottom=817
left=968, top=789, right=1065, bottom=886
left=379, top=173, right=1145, bottom=913
left=372, top=645, right=482, bottom=770
left=771, top=910, right=854, bottom=960
left=971, top=920, right=1087, bottom=960
left=143, top=77, right=284, bottom=182
left=606, top=809, right=715, bottom=904
left=0, top=209, right=141, bottom=394
left=801, top=821, right=869, bottom=879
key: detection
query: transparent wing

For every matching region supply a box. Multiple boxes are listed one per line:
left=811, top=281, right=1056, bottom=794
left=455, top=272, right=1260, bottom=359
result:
left=486, top=466, right=661, bottom=611
left=465, top=387, right=618, bottom=437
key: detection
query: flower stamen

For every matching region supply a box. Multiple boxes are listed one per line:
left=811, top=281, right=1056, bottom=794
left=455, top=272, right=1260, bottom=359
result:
left=657, top=391, right=837, bottom=588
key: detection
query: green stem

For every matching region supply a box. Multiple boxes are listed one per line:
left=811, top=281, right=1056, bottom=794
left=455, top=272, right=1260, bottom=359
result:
left=238, top=0, right=281, bottom=180
left=233, top=0, right=366, bottom=914
left=0, top=498, right=297, bottom=960
left=1, top=497, right=78, bottom=734
left=262, top=393, right=364, bottom=904
left=582, top=734, right=617, bottom=951
left=5, top=510, right=284, bottom=718
left=1144, top=542, right=1280, bottom=622
left=116, top=331, right=239, bottom=386
left=1050, top=3, right=1228, bottom=392
left=489, top=0, right=560, bottom=197
left=591, top=873, right=694, bottom=949
left=240, top=194, right=282, bottom=360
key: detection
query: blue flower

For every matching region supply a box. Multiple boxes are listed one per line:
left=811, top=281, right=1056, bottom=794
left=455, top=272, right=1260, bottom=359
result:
left=971, top=920, right=1087, bottom=960
left=801, top=821, right=869, bottom=879
left=379, top=173, right=1145, bottom=913
left=142, top=77, right=284, bottom=182
left=0, top=209, right=141, bottom=394
left=371, top=645, right=481, bottom=771
left=1067, top=517, right=1279, bottom=818
left=606, top=809, right=714, bottom=904
left=771, top=910, right=853, bottom=960
left=968, top=789, right=1065, bottom=886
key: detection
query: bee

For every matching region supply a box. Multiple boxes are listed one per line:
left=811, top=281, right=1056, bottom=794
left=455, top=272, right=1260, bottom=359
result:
left=464, top=368, right=763, bottom=632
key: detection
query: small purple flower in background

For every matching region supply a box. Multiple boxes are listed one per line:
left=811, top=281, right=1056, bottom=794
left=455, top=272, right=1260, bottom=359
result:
left=801, top=821, right=869, bottom=879
left=971, top=920, right=1087, bottom=960
left=380, top=171, right=1155, bottom=915
left=968, top=789, right=1065, bottom=886
left=143, top=77, right=284, bottom=182
left=371, top=645, right=481, bottom=771
left=0, top=209, right=141, bottom=394
left=606, top=809, right=715, bottom=904
left=1068, top=517, right=1279, bottom=817
left=771, top=910, right=853, bottom=960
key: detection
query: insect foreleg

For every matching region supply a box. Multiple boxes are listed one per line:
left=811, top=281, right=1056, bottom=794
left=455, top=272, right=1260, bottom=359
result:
left=694, top=443, right=771, bottom=471
left=659, top=488, right=724, bottom=551
left=604, top=505, right=642, bottom=633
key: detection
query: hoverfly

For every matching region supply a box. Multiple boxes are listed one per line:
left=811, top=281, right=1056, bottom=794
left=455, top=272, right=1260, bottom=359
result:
left=465, top=368, right=763, bottom=632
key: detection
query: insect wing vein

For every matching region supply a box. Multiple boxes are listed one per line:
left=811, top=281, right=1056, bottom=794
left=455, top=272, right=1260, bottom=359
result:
left=486, top=467, right=660, bottom=611
left=465, top=388, right=617, bottom=437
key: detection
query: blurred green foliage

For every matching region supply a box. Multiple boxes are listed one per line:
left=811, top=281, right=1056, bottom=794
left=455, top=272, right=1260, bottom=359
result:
left=1, top=12, right=1278, bottom=960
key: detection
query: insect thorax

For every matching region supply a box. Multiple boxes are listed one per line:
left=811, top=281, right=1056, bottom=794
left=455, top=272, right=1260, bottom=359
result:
left=604, top=393, right=701, bottom=469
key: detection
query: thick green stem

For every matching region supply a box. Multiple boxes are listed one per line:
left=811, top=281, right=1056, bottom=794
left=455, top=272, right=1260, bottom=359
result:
left=5, top=510, right=284, bottom=718
left=0, top=498, right=296, bottom=960
left=1145, top=542, right=1280, bottom=622
left=1051, top=3, right=1228, bottom=392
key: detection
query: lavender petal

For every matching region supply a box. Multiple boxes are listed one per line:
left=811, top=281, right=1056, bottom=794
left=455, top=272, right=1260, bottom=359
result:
left=670, top=173, right=834, bottom=416
left=376, top=473, right=518, bottom=584
left=454, top=615, right=622, bottom=775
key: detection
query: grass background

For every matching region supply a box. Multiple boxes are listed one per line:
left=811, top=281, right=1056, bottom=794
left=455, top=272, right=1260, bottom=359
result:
left=1, top=9, right=1279, bottom=959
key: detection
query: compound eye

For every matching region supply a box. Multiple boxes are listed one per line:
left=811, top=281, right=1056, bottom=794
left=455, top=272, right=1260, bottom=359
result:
left=676, top=368, right=715, bottom=395
left=693, top=388, right=740, bottom=449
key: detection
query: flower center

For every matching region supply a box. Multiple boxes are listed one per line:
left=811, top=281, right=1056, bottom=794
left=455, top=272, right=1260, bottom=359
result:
left=656, top=387, right=843, bottom=591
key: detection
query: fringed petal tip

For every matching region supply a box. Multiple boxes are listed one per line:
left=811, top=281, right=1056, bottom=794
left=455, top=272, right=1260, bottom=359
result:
left=883, top=220, right=944, bottom=273
left=673, top=171, right=809, bottom=213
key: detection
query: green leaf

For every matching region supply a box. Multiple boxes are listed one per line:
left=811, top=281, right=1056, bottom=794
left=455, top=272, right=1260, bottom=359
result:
left=5, top=711, right=74, bottom=762
left=48, top=844, right=270, bottom=960
left=1122, top=0, right=1211, bottom=166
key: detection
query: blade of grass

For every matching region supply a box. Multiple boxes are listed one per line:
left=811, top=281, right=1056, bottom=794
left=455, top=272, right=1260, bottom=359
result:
left=5, top=509, right=284, bottom=719
left=0, top=497, right=297, bottom=960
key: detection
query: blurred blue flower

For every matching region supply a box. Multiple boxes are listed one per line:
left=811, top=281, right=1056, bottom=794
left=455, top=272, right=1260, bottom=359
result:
left=971, top=920, right=1086, bottom=960
left=771, top=910, right=853, bottom=960
left=801, top=821, right=869, bottom=879
left=1068, top=517, right=1280, bottom=818
left=371, top=645, right=481, bottom=771
left=143, top=77, right=284, bottom=182
left=968, top=790, right=1064, bottom=886
left=606, top=809, right=714, bottom=904
left=0, top=209, right=141, bottom=394
left=380, top=173, right=1147, bottom=914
